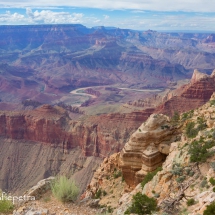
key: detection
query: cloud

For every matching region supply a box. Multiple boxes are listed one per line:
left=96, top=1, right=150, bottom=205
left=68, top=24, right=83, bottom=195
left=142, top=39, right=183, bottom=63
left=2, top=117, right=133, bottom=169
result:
left=0, top=11, right=25, bottom=24
left=103, top=15, right=109, bottom=19
left=0, top=0, right=215, bottom=12
left=25, top=8, right=83, bottom=24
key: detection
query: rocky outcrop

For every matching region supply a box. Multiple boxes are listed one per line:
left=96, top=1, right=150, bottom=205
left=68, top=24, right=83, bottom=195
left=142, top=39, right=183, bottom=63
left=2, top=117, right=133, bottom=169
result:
left=119, top=114, right=179, bottom=188
left=0, top=104, right=154, bottom=158
left=114, top=94, right=215, bottom=215
left=155, top=69, right=215, bottom=116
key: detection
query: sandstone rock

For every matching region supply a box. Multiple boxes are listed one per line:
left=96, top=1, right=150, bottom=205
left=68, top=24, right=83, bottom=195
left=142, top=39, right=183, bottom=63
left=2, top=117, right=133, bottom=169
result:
left=86, top=199, right=100, bottom=208
left=191, top=69, right=208, bottom=84
left=119, top=114, right=178, bottom=187
left=155, top=69, right=215, bottom=116
left=24, top=177, right=55, bottom=201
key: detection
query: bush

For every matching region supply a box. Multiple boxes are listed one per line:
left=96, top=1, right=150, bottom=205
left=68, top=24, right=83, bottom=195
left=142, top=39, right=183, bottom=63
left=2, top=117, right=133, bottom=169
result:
left=185, top=119, right=207, bottom=138
left=210, top=100, right=215, bottom=106
left=0, top=191, right=14, bottom=214
left=102, top=190, right=107, bottom=196
left=171, top=163, right=183, bottom=176
left=209, top=178, right=215, bottom=186
left=176, top=176, right=186, bottom=183
left=186, top=122, right=198, bottom=138
left=124, top=192, right=157, bottom=215
left=113, top=170, right=122, bottom=179
left=188, top=139, right=215, bottom=163
left=171, top=111, right=180, bottom=123
left=94, top=189, right=102, bottom=199
left=203, top=202, right=215, bottom=215
left=51, top=176, right=79, bottom=202
left=186, top=198, right=195, bottom=206
left=200, top=179, right=208, bottom=188
left=141, top=167, right=162, bottom=188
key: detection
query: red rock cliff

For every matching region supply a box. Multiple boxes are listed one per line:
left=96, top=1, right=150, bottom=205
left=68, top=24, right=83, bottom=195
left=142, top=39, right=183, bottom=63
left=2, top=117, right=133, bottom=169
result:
left=0, top=104, right=154, bottom=157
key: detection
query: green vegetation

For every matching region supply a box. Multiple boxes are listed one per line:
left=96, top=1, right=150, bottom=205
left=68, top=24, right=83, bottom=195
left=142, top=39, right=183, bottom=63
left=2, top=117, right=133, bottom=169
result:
left=185, top=122, right=198, bottom=138
left=209, top=100, right=215, bottom=106
left=0, top=191, right=14, bottom=214
left=124, top=192, right=157, bottom=215
left=102, top=190, right=107, bottom=196
left=209, top=178, right=215, bottom=186
left=176, top=176, right=186, bottom=183
left=141, top=167, right=162, bottom=188
left=185, top=118, right=207, bottom=138
left=171, top=111, right=180, bottom=123
left=51, top=176, right=79, bottom=202
left=200, top=179, right=208, bottom=188
left=186, top=198, right=195, bottom=206
left=113, top=169, right=122, bottom=179
left=161, top=125, right=170, bottom=130
left=203, top=202, right=215, bottom=215
left=171, top=163, right=183, bottom=176
left=94, top=189, right=102, bottom=199
left=181, top=110, right=194, bottom=121
left=188, top=138, right=215, bottom=163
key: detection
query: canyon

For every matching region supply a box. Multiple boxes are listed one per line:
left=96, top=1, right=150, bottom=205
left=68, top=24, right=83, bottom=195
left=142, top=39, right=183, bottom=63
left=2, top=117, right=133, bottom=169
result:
left=0, top=24, right=215, bottom=215
left=0, top=69, right=215, bottom=195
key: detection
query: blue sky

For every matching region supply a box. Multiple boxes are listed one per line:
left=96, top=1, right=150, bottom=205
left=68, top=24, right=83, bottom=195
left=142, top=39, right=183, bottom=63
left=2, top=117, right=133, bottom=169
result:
left=0, top=0, right=215, bottom=31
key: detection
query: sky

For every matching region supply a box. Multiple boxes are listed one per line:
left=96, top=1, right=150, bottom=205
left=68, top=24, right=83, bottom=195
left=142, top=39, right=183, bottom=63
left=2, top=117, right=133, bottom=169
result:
left=0, top=0, right=215, bottom=32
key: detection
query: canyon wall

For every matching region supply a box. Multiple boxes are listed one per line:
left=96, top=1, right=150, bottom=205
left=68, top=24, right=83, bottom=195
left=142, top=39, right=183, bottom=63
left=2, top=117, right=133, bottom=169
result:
left=0, top=104, right=154, bottom=158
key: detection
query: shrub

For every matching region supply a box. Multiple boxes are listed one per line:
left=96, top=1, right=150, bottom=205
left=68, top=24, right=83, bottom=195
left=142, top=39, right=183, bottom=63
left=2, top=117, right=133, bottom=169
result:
left=107, top=206, right=113, bottom=213
left=185, top=118, right=207, bottom=139
left=171, top=111, right=180, bottom=123
left=176, top=176, right=186, bottom=183
left=197, top=117, right=207, bottom=131
left=94, top=189, right=102, bottom=199
left=213, top=187, right=215, bottom=192
left=182, top=110, right=194, bottom=121
left=171, top=163, right=183, bottom=176
left=0, top=191, right=14, bottom=214
left=102, top=190, right=107, bottom=196
left=200, top=179, right=208, bottom=188
left=203, top=202, right=215, bottom=215
left=113, top=170, right=122, bottom=179
left=141, top=167, right=162, bottom=188
left=186, top=198, right=195, bottom=206
left=188, top=139, right=215, bottom=163
left=51, top=176, right=79, bottom=202
left=209, top=178, right=215, bottom=186
left=210, top=100, right=215, bottom=106
left=124, top=192, right=157, bottom=215
left=186, top=122, right=198, bottom=138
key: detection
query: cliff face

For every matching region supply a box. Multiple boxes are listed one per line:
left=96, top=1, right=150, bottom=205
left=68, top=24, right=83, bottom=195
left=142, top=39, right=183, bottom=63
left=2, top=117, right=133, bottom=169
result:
left=119, top=114, right=179, bottom=188
left=0, top=105, right=154, bottom=158
left=155, top=69, right=215, bottom=116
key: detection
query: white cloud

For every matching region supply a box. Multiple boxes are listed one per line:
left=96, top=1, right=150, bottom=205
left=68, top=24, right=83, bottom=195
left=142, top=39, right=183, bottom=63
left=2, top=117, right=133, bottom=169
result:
left=103, top=15, right=109, bottom=19
left=0, top=0, right=215, bottom=12
left=0, top=11, right=25, bottom=24
left=25, top=8, right=83, bottom=24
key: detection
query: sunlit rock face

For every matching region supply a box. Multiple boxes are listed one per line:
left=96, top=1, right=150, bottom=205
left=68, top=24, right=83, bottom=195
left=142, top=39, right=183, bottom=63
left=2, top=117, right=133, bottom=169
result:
left=119, top=113, right=179, bottom=187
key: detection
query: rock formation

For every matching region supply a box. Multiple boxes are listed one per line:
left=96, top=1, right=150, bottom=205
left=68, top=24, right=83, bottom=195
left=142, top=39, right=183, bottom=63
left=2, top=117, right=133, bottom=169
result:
left=112, top=93, right=215, bottom=215
left=155, top=69, right=215, bottom=116
left=0, top=104, right=154, bottom=158
left=119, top=114, right=179, bottom=187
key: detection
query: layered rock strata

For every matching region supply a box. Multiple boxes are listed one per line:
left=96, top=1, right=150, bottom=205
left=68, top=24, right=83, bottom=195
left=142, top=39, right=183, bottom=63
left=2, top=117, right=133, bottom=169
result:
left=155, top=69, right=215, bottom=116
left=119, top=114, right=179, bottom=187
left=0, top=104, right=154, bottom=158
